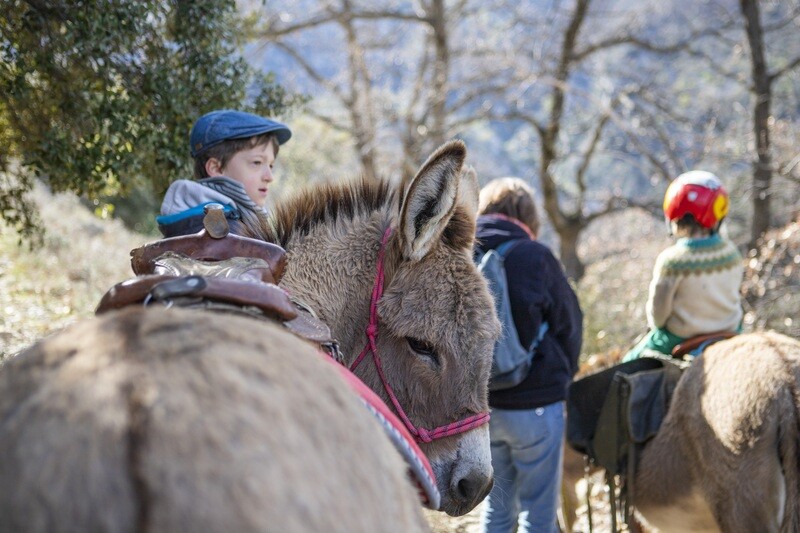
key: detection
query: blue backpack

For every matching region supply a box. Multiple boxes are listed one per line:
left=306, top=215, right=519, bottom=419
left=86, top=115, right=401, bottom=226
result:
left=476, top=240, right=549, bottom=391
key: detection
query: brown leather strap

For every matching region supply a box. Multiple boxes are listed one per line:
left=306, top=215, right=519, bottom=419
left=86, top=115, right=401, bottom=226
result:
left=96, top=275, right=297, bottom=322
left=671, top=331, right=738, bottom=358
left=283, top=308, right=342, bottom=362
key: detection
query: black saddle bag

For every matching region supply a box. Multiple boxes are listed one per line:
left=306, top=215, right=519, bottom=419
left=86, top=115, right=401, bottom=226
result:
left=566, top=357, right=684, bottom=476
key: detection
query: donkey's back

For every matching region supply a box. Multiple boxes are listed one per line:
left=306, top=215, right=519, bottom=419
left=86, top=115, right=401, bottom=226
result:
left=635, top=331, right=800, bottom=532
left=0, top=306, right=427, bottom=532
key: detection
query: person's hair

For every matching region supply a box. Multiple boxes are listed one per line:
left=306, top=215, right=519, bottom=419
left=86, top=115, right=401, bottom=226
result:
left=193, top=132, right=279, bottom=179
left=672, top=213, right=715, bottom=237
left=478, top=177, right=540, bottom=236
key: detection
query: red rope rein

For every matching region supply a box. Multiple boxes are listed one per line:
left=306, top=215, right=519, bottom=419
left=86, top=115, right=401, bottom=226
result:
left=350, top=227, right=490, bottom=443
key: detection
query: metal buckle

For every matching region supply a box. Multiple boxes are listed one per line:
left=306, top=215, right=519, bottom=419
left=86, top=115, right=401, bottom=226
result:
left=143, top=276, right=207, bottom=309
left=142, top=293, right=174, bottom=309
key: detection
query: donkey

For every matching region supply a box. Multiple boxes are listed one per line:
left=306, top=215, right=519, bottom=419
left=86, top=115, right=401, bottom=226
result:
left=261, top=140, right=499, bottom=516
left=0, top=141, right=500, bottom=531
left=631, top=331, right=800, bottom=532
left=564, top=331, right=800, bottom=532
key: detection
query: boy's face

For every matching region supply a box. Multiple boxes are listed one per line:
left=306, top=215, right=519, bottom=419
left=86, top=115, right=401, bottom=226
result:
left=206, top=142, right=277, bottom=207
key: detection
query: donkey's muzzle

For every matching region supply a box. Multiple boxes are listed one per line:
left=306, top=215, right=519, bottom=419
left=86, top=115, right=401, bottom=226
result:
left=447, top=470, right=494, bottom=515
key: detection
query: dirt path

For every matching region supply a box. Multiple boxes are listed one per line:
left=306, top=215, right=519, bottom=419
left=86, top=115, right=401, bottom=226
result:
left=424, top=464, right=624, bottom=532
left=425, top=504, right=482, bottom=533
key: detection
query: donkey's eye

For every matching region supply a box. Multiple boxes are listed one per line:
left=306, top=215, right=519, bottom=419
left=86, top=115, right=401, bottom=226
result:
left=406, top=337, right=439, bottom=365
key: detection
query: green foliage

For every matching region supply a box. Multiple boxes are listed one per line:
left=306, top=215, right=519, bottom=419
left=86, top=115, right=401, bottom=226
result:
left=0, top=167, right=41, bottom=245
left=0, top=0, right=301, bottom=239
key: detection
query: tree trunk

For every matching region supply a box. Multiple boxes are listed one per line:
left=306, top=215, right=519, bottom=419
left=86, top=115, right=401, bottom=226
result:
left=538, top=0, right=591, bottom=282
left=558, top=222, right=585, bottom=282
left=740, top=0, right=773, bottom=248
left=428, top=0, right=449, bottom=149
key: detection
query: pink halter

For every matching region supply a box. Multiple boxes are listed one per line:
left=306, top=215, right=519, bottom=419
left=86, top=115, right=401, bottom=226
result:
left=350, top=227, right=490, bottom=443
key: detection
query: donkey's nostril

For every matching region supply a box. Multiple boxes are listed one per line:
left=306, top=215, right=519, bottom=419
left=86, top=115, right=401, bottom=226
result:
left=457, top=477, right=473, bottom=500
left=454, top=472, right=493, bottom=505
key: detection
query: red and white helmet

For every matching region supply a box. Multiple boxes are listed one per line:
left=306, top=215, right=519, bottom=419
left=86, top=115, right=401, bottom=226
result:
left=663, top=171, right=729, bottom=229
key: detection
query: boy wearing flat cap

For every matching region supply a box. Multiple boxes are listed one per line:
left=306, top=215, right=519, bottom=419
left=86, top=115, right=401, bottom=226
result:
left=158, top=109, right=292, bottom=238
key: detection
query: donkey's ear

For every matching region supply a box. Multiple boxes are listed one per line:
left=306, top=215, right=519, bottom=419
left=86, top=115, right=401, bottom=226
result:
left=398, top=140, right=466, bottom=261
left=457, top=165, right=480, bottom=222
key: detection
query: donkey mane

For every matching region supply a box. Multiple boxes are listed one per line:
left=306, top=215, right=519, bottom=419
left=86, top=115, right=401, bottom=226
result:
left=263, top=176, right=394, bottom=247
left=262, top=174, right=476, bottom=251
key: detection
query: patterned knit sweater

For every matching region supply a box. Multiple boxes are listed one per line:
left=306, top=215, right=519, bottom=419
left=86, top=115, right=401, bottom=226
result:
left=646, top=234, right=743, bottom=338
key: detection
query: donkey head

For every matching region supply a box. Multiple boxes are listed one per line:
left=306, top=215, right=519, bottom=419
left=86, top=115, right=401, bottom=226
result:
left=270, top=140, right=499, bottom=516
left=374, top=141, right=500, bottom=515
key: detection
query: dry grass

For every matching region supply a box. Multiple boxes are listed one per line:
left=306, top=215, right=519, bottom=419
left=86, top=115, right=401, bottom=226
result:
left=576, top=210, right=671, bottom=357
left=0, top=183, right=149, bottom=359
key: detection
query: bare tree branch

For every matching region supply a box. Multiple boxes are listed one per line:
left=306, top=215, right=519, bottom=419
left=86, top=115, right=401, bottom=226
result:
left=777, top=152, right=800, bottom=182
left=584, top=197, right=661, bottom=224
left=501, top=110, right=547, bottom=139
left=571, top=20, right=735, bottom=62
left=272, top=42, right=349, bottom=105
left=256, top=8, right=430, bottom=38
left=770, top=54, right=800, bottom=83
left=304, top=109, right=351, bottom=133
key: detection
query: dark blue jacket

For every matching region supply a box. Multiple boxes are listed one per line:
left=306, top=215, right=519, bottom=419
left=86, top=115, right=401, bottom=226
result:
left=476, top=215, right=583, bottom=409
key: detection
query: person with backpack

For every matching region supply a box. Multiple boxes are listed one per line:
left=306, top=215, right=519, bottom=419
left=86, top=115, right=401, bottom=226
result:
left=475, top=177, right=583, bottom=533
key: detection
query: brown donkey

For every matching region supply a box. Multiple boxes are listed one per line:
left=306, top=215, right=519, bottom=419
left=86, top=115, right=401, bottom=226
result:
left=632, top=331, right=800, bottom=532
left=0, top=141, right=500, bottom=531
left=564, top=331, right=800, bottom=532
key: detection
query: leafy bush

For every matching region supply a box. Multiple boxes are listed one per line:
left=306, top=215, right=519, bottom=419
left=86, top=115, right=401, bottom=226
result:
left=0, top=1, right=302, bottom=239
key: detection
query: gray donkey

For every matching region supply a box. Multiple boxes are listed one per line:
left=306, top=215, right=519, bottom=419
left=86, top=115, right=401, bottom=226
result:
left=0, top=141, right=500, bottom=532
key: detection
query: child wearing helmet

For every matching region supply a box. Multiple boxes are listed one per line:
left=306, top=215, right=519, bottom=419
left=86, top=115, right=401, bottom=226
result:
left=623, top=171, right=744, bottom=361
left=157, top=109, right=292, bottom=239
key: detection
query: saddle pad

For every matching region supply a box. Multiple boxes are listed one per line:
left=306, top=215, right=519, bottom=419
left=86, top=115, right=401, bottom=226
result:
left=566, top=358, right=666, bottom=457
left=151, top=251, right=274, bottom=284
left=131, top=229, right=286, bottom=283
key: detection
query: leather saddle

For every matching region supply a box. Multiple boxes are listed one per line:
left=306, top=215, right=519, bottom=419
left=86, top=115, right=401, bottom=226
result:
left=96, top=204, right=340, bottom=358
left=671, top=330, right=738, bottom=359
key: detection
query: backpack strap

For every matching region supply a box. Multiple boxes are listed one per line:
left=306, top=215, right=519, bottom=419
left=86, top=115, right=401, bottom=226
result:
left=493, top=239, right=549, bottom=352
left=530, top=321, right=549, bottom=351
left=494, top=239, right=523, bottom=258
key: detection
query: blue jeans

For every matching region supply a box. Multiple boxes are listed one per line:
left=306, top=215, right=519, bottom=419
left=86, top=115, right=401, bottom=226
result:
left=480, top=402, right=564, bottom=533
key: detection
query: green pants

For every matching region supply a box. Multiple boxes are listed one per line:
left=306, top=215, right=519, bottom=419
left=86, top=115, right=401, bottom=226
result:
left=623, top=328, right=685, bottom=362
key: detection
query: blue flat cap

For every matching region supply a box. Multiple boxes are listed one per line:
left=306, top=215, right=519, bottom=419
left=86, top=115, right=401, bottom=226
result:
left=190, top=110, right=292, bottom=157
